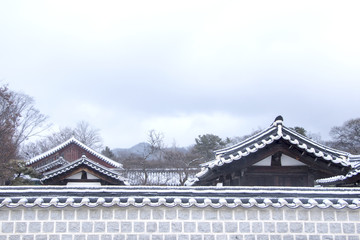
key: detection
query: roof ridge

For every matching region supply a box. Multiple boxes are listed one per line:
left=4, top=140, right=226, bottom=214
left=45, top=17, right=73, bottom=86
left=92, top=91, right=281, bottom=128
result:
left=214, top=126, right=278, bottom=155
left=282, top=126, right=350, bottom=156
left=27, top=137, right=122, bottom=169
left=215, top=116, right=284, bottom=156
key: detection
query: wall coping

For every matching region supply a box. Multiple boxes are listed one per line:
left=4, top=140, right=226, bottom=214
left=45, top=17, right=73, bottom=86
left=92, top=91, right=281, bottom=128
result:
left=0, top=186, right=359, bottom=209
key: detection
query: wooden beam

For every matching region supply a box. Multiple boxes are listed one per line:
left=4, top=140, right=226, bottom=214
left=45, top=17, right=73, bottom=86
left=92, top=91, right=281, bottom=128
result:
left=271, top=152, right=282, bottom=166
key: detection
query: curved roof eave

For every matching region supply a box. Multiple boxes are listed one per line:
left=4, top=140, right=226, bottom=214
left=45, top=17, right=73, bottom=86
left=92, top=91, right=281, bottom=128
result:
left=41, top=155, right=128, bottom=185
left=316, top=163, right=360, bottom=185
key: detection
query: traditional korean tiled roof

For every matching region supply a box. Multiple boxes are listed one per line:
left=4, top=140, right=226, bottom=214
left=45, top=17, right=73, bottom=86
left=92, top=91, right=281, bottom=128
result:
left=0, top=186, right=359, bottom=209
left=27, top=137, right=122, bottom=168
left=316, top=162, right=360, bottom=186
left=186, top=116, right=358, bottom=186
left=36, top=157, right=69, bottom=173
left=41, top=155, right=128, bottom=185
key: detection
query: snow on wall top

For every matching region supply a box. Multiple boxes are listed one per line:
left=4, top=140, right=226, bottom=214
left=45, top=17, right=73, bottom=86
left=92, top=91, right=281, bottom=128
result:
left=27, top=137, right=122, bottom=168
left=0, top=186, right=360, bottom=209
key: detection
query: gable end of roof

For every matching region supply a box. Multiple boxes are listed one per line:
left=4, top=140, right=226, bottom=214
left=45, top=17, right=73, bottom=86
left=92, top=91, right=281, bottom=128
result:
left=41, top=155, right=128, bottom=185
left=27, top=137, right=122, bottom=169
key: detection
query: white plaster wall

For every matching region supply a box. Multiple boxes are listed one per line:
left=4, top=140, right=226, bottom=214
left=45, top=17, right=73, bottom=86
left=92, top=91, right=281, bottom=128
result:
left=253, top=155, right=306, bottom=166
left=66, top=172, right=99, bottom=180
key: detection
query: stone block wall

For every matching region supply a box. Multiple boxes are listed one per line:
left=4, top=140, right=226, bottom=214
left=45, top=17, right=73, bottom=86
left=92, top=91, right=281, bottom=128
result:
left=1, top=206, right=360, bottom=240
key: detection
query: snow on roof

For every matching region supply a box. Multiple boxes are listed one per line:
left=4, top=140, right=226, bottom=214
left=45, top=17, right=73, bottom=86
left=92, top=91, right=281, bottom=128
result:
left=316, top=163, right=360, bottom=185
left=186, top=116, right=354, bottom=186
left=42, top=155, right=128, bottom=185
left=27, top=137, right=122, bottom=168
left=0, top=185, right=359, bottom=209
left=36, top=157, right=69, bottom=173
left=349, top=155, right=360, bottom=163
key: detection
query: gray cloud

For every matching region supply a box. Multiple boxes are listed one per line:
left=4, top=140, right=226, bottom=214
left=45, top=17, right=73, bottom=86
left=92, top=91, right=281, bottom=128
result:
left=1, top=1, right=360, bottom=148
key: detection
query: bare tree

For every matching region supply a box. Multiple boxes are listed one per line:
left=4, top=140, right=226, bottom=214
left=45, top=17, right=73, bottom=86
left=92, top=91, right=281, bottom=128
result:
left=11, top=92, right=49, bottom=147
left=42, top=122, right=102, bottom=150
left=163, top=145, right=199, bottom=185
left=21, top=121, right=103, bottom=158
left=146, top=129, right=164, bottom=159
left=329, top=118, right=360, bottom=154
left=73, top=121, right=103, bottom=150
left=46, top=127, right=74, bottom=146
left=121, top=130, right=164, bottom=185
left=140, top=130, right=164, bottom=184
left=0, top=85, right=49, bottom=184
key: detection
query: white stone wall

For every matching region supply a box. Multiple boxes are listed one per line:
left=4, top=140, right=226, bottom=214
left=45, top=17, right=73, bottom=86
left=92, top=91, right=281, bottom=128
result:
left=0, top=206, right=359, bottom=239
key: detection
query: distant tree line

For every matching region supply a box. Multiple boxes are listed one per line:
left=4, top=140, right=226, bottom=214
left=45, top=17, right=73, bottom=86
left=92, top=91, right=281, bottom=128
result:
left=1, top=82, right=360, bottom=185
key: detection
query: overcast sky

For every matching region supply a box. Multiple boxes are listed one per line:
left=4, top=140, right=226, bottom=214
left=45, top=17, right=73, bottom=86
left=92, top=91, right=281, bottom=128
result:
left=1, top=1, right=360, bottom=149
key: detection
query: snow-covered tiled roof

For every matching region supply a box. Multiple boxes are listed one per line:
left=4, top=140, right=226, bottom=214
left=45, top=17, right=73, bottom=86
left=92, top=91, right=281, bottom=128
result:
left=27, top=137, right=122, bottom=168
left=186, top=116, right=357, bottom=186
left=42, top=155, right=128, bottom=185
left=349, top=155, right=360, bottom=163
left=316, top=162, right=360, bottom=185
left=0, top=186, right=359, bottom=209
left=36, top=157, right=69, bottom=173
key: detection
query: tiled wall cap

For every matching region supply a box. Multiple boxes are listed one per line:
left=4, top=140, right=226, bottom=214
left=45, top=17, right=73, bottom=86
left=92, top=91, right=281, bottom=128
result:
left=2, top=197, right=359, bottom=209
